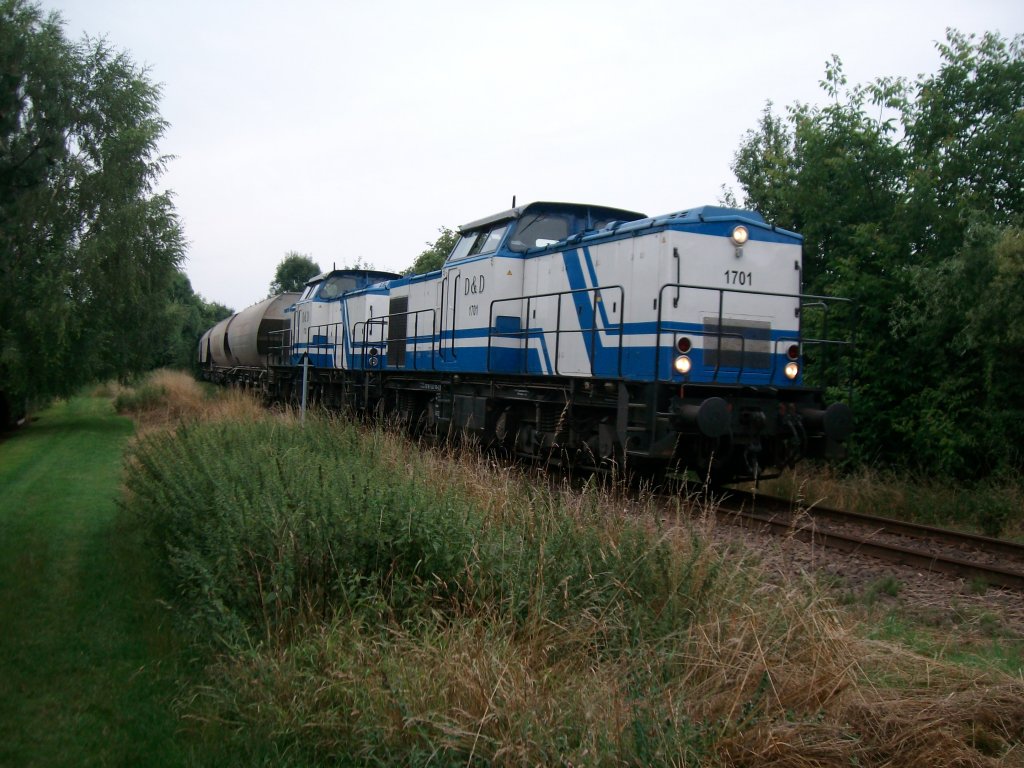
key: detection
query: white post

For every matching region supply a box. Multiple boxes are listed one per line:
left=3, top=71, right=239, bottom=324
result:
left=301, top=354, right=309, bottom=423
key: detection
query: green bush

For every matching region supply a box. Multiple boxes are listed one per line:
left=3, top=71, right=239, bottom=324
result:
left=114, top=382, right=168, bottom=414
left=124, top=417, right=486, bottom=644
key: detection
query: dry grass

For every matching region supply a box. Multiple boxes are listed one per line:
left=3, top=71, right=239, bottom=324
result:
left=118, top=375, right=1024, bottom=765
left=109, top=369, right=266, bottom=434
left=193, top=552, right=1024, bottom=764
left=194, top=577, right=863, bottom=764
left=719, top=649, right=1024, bottom=766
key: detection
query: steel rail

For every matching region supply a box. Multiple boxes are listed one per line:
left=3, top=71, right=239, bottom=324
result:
left=716, top=492, right=1024, bottom=592
left=725, top=489, right=1024, bottom=559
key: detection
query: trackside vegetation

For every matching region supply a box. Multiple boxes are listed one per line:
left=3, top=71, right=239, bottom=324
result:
left=1, top=0, right=231, bottom=420
left=111, top=372, right=1024, bottom=766
left=729, top=30, right=1024, bottom=481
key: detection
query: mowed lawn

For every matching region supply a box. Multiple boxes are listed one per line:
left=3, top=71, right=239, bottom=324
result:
left=0, top=396, right=190, bottom=767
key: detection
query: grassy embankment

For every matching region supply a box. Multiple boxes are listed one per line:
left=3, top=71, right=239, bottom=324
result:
left=112, top=370, right=1023, bottom=766
left=0, top=394, right=190, bottom=766
left=3, top=369, right=1021, bottom=765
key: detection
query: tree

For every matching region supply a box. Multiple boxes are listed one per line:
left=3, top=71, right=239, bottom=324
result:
left=730, top=30, right=1024, bottom=478
left=405, top=227, right=458, bottom=275
left=341, top=256, right=376, bottom=271
left=905, top=32, right=1024, bottom=237
left=269, top=251, right=321, bottom=295
left=159, top=272, right=233, bottom=370
left=1, top=0, right=186, bottom=406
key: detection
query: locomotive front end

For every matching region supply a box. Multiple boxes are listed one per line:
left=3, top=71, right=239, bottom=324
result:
left=638, top=209, right=853, bottom=481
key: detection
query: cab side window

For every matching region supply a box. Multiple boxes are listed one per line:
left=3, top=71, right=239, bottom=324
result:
left=318, top=279, right=342, bottom=299
left=470, top=224, right=508, bottom=256
left=449, top=223, right=509, bottom=261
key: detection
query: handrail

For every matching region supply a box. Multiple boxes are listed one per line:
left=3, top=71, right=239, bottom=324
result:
left=351, top=318, right=387, bottom=370
left=267, top=282, right=853, bottom=392
left=439, top=275, right=449, bottom=361
left=267, top=328, right=291, bottom=366
left=348, top=307, right=439, bottom=371
left=654, top=283, right=854, bottom=384
left=388, top=307, right=438, bottom=371
left=299, top=322, right=344, bottom=368
left=487, top=285, right=625, bottom=376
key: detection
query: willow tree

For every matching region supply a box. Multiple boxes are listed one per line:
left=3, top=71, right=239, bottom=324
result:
left=1, top=0, right=185, bottom=410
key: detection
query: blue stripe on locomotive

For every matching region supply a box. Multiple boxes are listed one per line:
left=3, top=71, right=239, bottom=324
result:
left=319, top=207, right=804, bottom=385
left=348, top=338, right=798, bottom=385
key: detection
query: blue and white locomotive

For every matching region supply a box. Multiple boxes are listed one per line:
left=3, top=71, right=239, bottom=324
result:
left=200, top=201, right=852, bottom=483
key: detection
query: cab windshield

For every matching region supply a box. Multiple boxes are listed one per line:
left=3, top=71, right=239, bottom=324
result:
left=508, top=212, right=571, bottom=252
left=317, top=275, right=357, bottom=300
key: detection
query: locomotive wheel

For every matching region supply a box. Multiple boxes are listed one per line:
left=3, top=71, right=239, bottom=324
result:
left=485, top=406, right=519, bottom=457
left=694, top=437, right=736, bottom=487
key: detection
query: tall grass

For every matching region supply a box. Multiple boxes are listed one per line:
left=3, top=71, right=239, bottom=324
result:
left=126, top=417, right=489, bottom=644
left=124, top=416, right=728, bottom=655
left=118, top=374, right=1024, bottom=765
left=112, top=368, right=264, bottom=431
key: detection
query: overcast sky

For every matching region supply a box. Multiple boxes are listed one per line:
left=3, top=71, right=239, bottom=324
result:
left=44, top=0, right=1023, bottom=311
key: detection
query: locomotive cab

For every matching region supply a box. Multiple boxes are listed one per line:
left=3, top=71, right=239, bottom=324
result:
left=289, top=269, right=401, bottom=369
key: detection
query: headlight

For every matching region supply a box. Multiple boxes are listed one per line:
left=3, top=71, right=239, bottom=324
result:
left=673, top=355, right=692, bottom=375
left=784, top=361, right=799, bottom=380
left=731, top=225, right=749, bottom=246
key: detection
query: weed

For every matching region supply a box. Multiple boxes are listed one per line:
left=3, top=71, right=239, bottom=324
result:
left=863, top=575, right=903, bottom=604
left=967, top=576, right=990, bottom=595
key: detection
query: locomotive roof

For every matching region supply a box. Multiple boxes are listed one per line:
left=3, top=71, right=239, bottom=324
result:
left=458, top=201, right=647, bottom=232
left=304, top=268, right=402, bottom=285
left=457, top=201, right=774, bottom=235
left=649, top=206, right=768, bottom=225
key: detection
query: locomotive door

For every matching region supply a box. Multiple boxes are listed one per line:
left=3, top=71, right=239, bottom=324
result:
left=524, top=255, right=586, bottom=377
left=387, top=295, right=408, bottom=368
left=440, top=267, right=459, bottom=362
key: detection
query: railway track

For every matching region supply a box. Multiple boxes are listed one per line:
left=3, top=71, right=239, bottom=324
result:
left=714, top=489, right=1024, bottom=592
